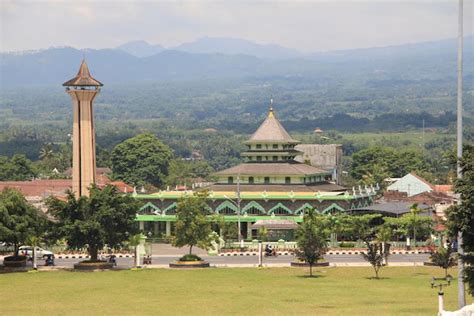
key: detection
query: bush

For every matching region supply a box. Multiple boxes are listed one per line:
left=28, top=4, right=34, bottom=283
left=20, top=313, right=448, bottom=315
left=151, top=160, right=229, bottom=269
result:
left=339, top=242, right=355, bottom=248
left=179, top=254, right=202, bottom=262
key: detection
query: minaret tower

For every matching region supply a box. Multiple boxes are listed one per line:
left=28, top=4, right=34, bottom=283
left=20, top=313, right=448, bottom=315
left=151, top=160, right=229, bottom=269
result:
left=63, top=60, right=103, bottom=197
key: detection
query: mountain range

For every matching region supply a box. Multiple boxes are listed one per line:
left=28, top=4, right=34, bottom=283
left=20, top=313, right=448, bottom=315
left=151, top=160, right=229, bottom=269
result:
left=1, top=36, right=472, bottom=88
left=116, top=37, right=302, bottom=59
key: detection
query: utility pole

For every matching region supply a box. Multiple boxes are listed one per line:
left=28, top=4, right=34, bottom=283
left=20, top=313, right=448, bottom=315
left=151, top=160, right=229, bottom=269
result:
left=422, top=118, right=425, bottom=156
left=456, top=0, right=466, bottom=308
left=237, top=173, right=242, bottom=247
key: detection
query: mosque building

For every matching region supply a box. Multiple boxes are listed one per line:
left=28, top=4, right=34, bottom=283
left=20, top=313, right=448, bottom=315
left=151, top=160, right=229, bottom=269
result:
left=135, top=100, right=376, bottom=239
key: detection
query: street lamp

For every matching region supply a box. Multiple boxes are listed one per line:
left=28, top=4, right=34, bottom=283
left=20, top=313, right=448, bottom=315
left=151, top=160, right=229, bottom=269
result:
left=431, top=275, right=453, bottom=316
left=222, top=195, right=242, bottom=247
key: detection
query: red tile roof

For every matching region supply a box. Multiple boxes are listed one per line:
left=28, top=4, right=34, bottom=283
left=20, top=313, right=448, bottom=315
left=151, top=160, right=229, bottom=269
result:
left=434, top=185, right=453, bottom=193
left=0, top=176, right=133, bottom=197
left=0, top=179, right=71, bottom=197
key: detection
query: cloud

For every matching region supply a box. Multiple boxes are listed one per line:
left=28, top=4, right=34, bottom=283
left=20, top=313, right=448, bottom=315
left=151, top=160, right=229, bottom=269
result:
left=1, top=0, right=472, bottom=52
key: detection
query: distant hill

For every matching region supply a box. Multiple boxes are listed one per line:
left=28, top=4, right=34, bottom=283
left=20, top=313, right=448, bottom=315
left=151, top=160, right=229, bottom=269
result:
left=172, top=37, right=302, bottom=60
left=0, top=36, right=472, bottom=88
left=117, top=40, right=165, bottom=57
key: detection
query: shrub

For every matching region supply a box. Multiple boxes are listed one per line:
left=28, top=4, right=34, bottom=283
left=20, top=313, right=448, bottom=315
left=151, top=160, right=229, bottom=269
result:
left=179, top=254, right=202, bottom=262
left=339, top=242, right=355, bottom=248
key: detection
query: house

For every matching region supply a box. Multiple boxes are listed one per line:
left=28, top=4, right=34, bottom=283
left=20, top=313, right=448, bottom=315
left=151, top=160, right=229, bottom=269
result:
left=387, top=172, right=434, bottom=197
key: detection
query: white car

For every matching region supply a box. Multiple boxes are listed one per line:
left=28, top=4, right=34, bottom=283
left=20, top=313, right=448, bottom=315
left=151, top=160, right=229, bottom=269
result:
left=18, top=246, right=54, bottom=260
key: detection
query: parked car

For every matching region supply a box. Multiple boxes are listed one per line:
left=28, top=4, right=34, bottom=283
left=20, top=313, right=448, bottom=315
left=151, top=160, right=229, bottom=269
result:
left=18, top=246, right=54, bottom=260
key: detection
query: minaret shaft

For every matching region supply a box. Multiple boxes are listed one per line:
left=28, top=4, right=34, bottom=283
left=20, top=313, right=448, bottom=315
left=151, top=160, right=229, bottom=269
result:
left=69, top=90, right=98, bottom=197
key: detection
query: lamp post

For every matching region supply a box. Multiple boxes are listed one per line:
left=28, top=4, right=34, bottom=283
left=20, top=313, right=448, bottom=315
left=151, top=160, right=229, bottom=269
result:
left=223, top=175, right=242, bottom=247
left=222, top=195, right=243, bottom=247
left=431, top=275, right=453, bottom=316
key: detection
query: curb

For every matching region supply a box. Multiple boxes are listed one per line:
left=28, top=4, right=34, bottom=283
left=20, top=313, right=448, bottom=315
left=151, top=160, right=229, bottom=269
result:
left=55, top=254, right=134, bottom=259
left=219, top=251, right=293, bottom=257
left=218, top=250, right=431, bottom=256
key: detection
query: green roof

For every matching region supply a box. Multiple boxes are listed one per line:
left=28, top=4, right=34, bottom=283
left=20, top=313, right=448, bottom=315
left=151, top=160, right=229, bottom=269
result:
left=133, top=190, right=368, bottom=201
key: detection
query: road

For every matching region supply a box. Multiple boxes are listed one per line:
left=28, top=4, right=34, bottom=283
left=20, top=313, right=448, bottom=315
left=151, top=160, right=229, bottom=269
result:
left=42, top=253, right=430, bottom=268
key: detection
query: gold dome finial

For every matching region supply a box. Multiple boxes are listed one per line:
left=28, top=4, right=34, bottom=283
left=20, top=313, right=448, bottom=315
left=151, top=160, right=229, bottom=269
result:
left=268, top=97, right=274, bottom=118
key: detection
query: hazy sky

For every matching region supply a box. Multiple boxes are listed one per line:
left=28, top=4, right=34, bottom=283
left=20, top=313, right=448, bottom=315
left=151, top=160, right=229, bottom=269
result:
left=1, top=0, right=473, bottom=52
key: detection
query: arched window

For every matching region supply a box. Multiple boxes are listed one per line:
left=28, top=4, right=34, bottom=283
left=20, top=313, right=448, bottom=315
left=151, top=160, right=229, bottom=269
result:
left=269, top=203, right=292, bottom=215
left=322, top=203, right=346, bottom=214
left=163, top=202, right=177, bottom=215
left=219, top=207, right=236, bottom=215
left=139, top=202, right=160, bottom=215
left=243, top=201, right=265, bottom=215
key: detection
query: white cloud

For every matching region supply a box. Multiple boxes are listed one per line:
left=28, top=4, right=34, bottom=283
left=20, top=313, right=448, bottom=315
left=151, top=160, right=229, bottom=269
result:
left=1, top=0, right=472, bottom=52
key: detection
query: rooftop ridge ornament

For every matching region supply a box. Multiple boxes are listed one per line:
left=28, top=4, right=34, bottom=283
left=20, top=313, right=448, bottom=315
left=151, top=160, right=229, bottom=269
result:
left=268, top=97, right=275, bottom=118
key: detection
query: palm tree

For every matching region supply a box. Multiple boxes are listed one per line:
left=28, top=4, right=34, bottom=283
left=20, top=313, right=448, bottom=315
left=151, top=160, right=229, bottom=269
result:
left=409, top=203, right=421, bottom=247
left=129, top=234, right=143, bottom=268
left=27, top=236, right=40, bottom=270
left=39, top=143, right=55, bottom=160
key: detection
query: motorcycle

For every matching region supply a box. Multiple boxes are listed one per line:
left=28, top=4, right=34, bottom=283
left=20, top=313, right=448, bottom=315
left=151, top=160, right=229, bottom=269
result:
left=264, top=247, right=278, bottom=257
left=44, top=254, right=55, bottom=266
left=108, top=255, right=117, bottom=266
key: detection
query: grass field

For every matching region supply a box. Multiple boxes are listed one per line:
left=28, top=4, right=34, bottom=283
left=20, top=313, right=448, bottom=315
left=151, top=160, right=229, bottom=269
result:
left=0, top=267, right=469, bottom=315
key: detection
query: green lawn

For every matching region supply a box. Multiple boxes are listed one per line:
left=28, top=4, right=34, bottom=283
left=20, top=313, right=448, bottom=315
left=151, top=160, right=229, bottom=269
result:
left=0, top=267, right=469, bottom=315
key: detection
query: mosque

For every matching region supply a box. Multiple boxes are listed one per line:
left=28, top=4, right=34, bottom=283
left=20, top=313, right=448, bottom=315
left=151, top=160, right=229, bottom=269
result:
left=134, top=102, right=376, bottom=239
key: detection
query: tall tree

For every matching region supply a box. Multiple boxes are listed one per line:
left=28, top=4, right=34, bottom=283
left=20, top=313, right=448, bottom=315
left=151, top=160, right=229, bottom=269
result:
left=0, top=188, right=46, bottom=257
left=296, top=208, right=328, bottom=277
left=446, top=145, right=474, bottom=293
left=111, top=133, right=173, bottom=187
left=47, top=185, right=139, bottom=261
left=0, top=154, right=37, bottom=181
left=351, top=146, right=429, bottom=186
left=383, top=210, right=433, bottom=247
left=173, top=192, right=214, bottom=255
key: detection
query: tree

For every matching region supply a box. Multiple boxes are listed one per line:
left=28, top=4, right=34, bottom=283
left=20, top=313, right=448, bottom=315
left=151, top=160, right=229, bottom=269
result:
left=376, top=225, right=393, bottom=265
left=0, top=154, right=37, bottom=181
left=111, top=133, right=173, bottom=187
left=430, top=245, right=456, bottom=277
left=216, top=218, right=238, bottom=247
left=39, top=143, right=55, bottom=160
left=446, top=145, right=474, bottom=293
left=165, top=159, right=214, bottom=187
left=128, top=234, right=143, bottom=268
left=408, top=203, right=422, bottom=246
left=173, top=192, right=214, bottom=255
left=346, top=214, right=382, bottom=242
left=351, top=146, right=429, bottom=187
left=0, top=188, right=46, bottom=257
left=27, top=236, right=40, bottom=270
left=296, top=208, right=328, bottom=277
left=47, top=185, right=139, bottom=261
left=258, top=227, right=269, bottom=242
left=383, top=209, right=433, bottom=247
left=362, top=241, right=386, bottom=279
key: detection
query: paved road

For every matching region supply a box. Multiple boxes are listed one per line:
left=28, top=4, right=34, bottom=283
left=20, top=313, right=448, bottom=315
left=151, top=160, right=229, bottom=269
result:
left=40, top=253, right=430, bottom=268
